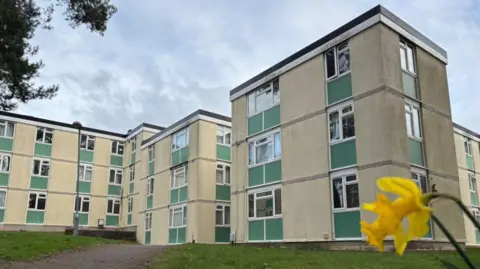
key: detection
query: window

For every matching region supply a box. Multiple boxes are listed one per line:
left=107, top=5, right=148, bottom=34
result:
left=0, top=154, right=11, bottom=173
left=216, top=163, right=231, bottom=185
left=129, top=166, right=135, bottom=182
left=248, top=131, right=281, bottom=166
left=171, top=166, right=188, bottom=188
left=469, top=173, right=477, bottom=193
left=328, top=104, right=355, bottom=142
left=411, top=171, right=428, bottom=193
left=473, top=209, right=480, bottom=230
left=248, top=187, right=282, bottom=219
left=465, top=139, right=473, bottom=156
left=36, top=127, right=53, bottom=144
left=215, top=205, right=230, bottom=226
left=332, top=174, right=359, bottom=210
left=325, top=42, right=350, bottom=80
left=79, top=164, right=92, bottom=182
left=74, top=196, right=90, bottom=213
left=131, top=137, right=137, bottom=152
left=217, top=126, right=231, bottom=145
left=400, top=40, right=416, bottom=75
left=0, top=121, right=14, bottom=138
left=145, top=212, right=152, bottom=231
left=28, top=192, right=47, bottom=210
left=80, top=134, right=95, bottom=151
left=32, top=159, right=50, bottom=177
left=128, top=197, right=133, bottom=213
left=147, top=177, right=154, bottom=196
left=109, top=168, right=123, bottom=185
left=172, top=128, right=189, bottom=150
left=107, top=198, right=120, bottom=215
left=169, top=205, right=187, bottom=228
left=0, top=189, right=6, bottom=209
left=148, top=145, right=155, bottom=162
left=405, top=103, right=422, bottom=139
left=247, top=80, right=280, bottom=116
left=111, top=141, right=124, bottom=155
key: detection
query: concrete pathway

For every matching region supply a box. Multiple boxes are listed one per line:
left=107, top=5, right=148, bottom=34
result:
left=3, top=244, right=166, bottom=269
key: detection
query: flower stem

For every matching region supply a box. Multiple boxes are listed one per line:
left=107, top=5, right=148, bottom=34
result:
left=429, top=193, right=480, bottom=231
left=431, top=214, right=475, bottom=269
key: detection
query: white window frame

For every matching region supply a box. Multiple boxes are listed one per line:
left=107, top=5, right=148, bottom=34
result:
left=247, top=128, right=281, bottom=167
left=411, top=167, right=429, bottom=193
left=247, top=184, right=282, bottom=221
left=111, top=140, right=124, bottom=155
left=145, top=212, right=152, bottom=231
left=32, top=158, right=50, bottom=177
left=215, top=204, right=230, bottom=227
left=473, top=208, right=480, bottom=230
left=148, top=145, right=155, bottom=162
left=325, top=42, right=351, bottom=81
left=131, top=137, right=137, bottom=152
left=216, top=126, right=231, bottom=146
left=327, top=102, right=355, bottom=144
left=400, top=39, right=416, bottom=76
left=171, top=166, right=188, bottom=189
left=147, top=177, right=154, bottom=196
left=247, top=80, right=280, bottom=116
left=216, top=163, right=231, bottom=186
left=129, top=166, right=135, bottom=183
left=0, top=121, right=15, bottom=138
left=79, top=164, right=93, bottom=182
left=0, top=153, right=11, bottom=173
left=36, top=127, right=53, bottom=144
left=405, top=101, right=422, bottom=140
left=466, top=139, right=473, bottom=156
left=330, top=168, right=359, bottom=212
left=127, top=197, right=133, bottom=213
left=74, top=195, right=90, bottom=213
left=168, top=204, right=187, bottom=228
left=28, top=192, right=47, bottom=211
left=80, top=134, right=95, bottom=151
left=106, top=198, right=121, bottom=216
left=109, top=168, right=123, bottom=185
left=0, top=188, right=7, bottom=210
left=172, top=127, right=189, bottom=151
left=469, top=173, right=477, bottom=193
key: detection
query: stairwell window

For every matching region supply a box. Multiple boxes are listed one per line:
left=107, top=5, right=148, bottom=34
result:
left=465, top=139, right=473, bottom=156
left=171, top=166, right=188, bottom=189
left=215, top=205, right=230, bottom=226
left=32, top=159, right=50, bottom=177
left=129, top=166, right=135, bottom=182
left=216, top=163, right=231, bottom=185
left=80, top=134, right=95, bottom=151
left=248, top=130, right=281, bottom=166
left=247, top=80, right=280, bottom=116
left=145, top=212, right=152, bottom=231
left=248, top=187, right=282, bottom=219
left=217, top=126, right=231, bottom=145
left=36, top=127, right=53, bottom=144
left=111, top=141, right=124, bottom=155
left=148, top=145, right=155, bottom=162
left=169, top=205, right=187, bottom=228
left=0, top=121, right=15, bottom=138
left=325, top=42, right=350, bottom=80
left=172, top=128, right=189, bottom=151
left=405, top=102, right=422, bottom=140
left=469, top=173, right=477, bottom=193
left=331, top=172, right=359, bottom=211
left=328, top=104, right=355, bottom=143
left=0, top=154, right=11, bottom=173
left=400, top=39, right=416, bottom=75
left=147, top=177, right=154, bottom=196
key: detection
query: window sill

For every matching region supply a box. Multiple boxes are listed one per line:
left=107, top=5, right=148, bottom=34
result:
left=108, top=183, right=122, bottom=186
left=169, top=225, right=187, bottom=229
left=332, top=207, right=360, bottom=213
left=170, top=185, right=188, bottom=190
left=80, top=149, right=95, bottom=152
left=329, top=136, right=356, bottom=146
left=248, top=157, right=281, bottom=169
left=27, top=209, right=46, bottom=212
left=247, top=104, right=280, bottom=119
left=35, top=141, right=52, bottom=145
left=32, top=175, right=49, bottom=178
left=172, top=146, right=188, bottom=153
left=215, top=225, right=231, bottom=228
left=0, top=171, right=9, bottom=174
left=111, top=153, right=124, bottom=157
left=326, top=70, right=351, bottom=83
left=0, top=136, right=13, bottom=140
left=248, top=215, right=282, bottom=221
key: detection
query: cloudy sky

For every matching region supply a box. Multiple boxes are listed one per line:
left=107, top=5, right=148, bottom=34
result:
left=17, top=0, right=480, bottom=134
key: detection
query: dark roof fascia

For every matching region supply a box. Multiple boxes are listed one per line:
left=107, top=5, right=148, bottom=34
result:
left=453, top=123, right=480, bottom=139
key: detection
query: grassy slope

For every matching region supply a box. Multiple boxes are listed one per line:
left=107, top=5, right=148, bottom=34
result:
left=0, top=232, right=129, bottom=261
left=150, top=244, right=480, bottom=269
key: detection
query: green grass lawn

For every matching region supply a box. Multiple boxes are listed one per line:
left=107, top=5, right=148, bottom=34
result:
left=149, top=244, right=480, bottom=269
left=0, top=231, right=130, bottom=261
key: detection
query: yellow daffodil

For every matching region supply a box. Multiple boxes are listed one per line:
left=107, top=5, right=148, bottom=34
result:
left=360, top=177, right=432, bottom=255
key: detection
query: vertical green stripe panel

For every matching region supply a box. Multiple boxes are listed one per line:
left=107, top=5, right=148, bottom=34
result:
left=127, top=214, right=132, bottom=225
left=168, top=228, right=178, bottom=244
left=327, top=74, right=352, bottom=104
left=476, top=230, right=480, bottom=244
left=471, top=192, right=479, bottom=206
left=215, top=227, right=230, bottom=243
left=131, top=152, right=136, bottom=164
left=106, top=215, right=119, bottom=226
left=179, top=186, right=188, bottom=202
left=34, top=143, right=52, bottom=157
left=402, top=72, right=417, bottom=98
left=423, top=220, right=432, bottom=238
left=108, top=185, right=122, bottom=196
left=0, top=173, right=8, bottom=186
left=216, top=185, right=231, bottom=201
left=145, top=231, right=151, bottom=245
left=265, top=160, right=282, bottom=184
left=248, top=114, right=263, bottom=136
left=177, top=227, right=186, bottom=243
left=129, top=182, right=134, bottom=193
left=334, top=211, right=361, bottom=238
left=170, top=189, right=179, bottom=204
left=79, top=213, right=89, bottom=225
left=248, top=220, right=265, bottom=241
left=147, top=196, right=153, bottom=209
left=180, top=147, right=189, bottom=164
left=148, top=162, right=154, bottom=176
left=80, top=150, right=94, bottom=163
left=248, top=165, right=264, bottom=187
left=110, top=155, right=123, bottom=166
left=0, top=138, right=13, bottom=151
left=0, top=209, right=4, bottom=223
left=408, top=138, right=424, bottom=166
left=26, top=211, right=44, bottom=224
left=265, top=218, right=283, bottom=240
left=216, top=145, right=231, bottom=161
left=30, top=176, right=48, bottom=190
left=263, top=105, right=280, bottom=130
left=79, top=181, right=91, bottom=193
left=467, top=155, right=475, bottom=170
left=172, top=151, right=180, bottom=166
left=330, top=139, right=357, bottom=169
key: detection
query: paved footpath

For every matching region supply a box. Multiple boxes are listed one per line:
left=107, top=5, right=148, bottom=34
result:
left=2, top=244, right=167, bottom=269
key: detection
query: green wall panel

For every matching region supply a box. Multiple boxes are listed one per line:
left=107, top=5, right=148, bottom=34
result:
left=330, top=139, right=357, bottom=169
left=26, top=210, right=44, bottom=224
left=129, top=182, right=134, bottom=193
left=106, top=215, right=119, bottom=226
left=467, top=155, right=475, bottom=170
left=248, top=114, right=263, bottom=136
left=327, top=74, right=352, bottom=105
left=170, top=189, right=179, bottom=204
left=0, top=209, right=4, bottom=223
left=79, top=213, right=89, bottom=226
left=148, top=161, right=154, bottom=176
left=265, top=218, right=283, bottom=241
left=131, top=152, right=136, bottom=164
left=334, top=211, right=361, bottom=238
left=471, top=192, right=479, bottom=206
left=145, top=231, right=151, bottom=245
left=108, top=185, right=122, bottom=196
left=79, top=181, right=91, bottom=193
left=110, top=155, right=123, bottom=167
left=168, top=228, right=178, bottom=244
left=80, top=150, right=94, bottom=163
left=172, top=147, right=189, bottom=166
left=402, top=72, right=417, bottom=99
left=30, top=176, right=48, bottom=190
left=177, top=227, right=186, bottom=243
left=127, top=214, right=132, bottom=225
left=0, top=138, right=13, bottom=152
left=408, top=138, right=424, bottom=166
left=265, top=160, right=282, bottom=184
left=34, top=143, right=52, bottom=157
left=263, top=105, right=281, bottom=130
left=215, top=227, right=230, bottom=243
left=179, top=186, right=188, bottom=202
left=248, top=165, right=264, bottom=187
left=147, top=195, right=153, bottom=209
left=216, top=145, right=231, bottom=161
left=216, top=185, right=231, bottom=201
left=0, top=173, right=8, bottom=186
left=248, top=220, right=264, bottom=241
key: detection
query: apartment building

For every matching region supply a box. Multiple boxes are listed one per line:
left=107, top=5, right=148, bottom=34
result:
left=229, top=5, right=464, bottom=246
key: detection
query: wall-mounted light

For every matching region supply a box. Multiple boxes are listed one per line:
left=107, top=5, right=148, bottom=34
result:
left=98, top=218, right=105, bottom=228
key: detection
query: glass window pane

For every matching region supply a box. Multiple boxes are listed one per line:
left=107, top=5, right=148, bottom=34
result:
left=0, top=125, right=5, bottom=137
left=248, top=194, right=254, bottom=218
left=75, top=197, right=80, bottom=211
left=225, top=133, right=231, bottom=145
left=337, top=48, right=350, bottom=75
left=256, top=197, right=273, bottom=218
left=255, top=90, right=272, bottom=112
left=405, top=112, right=413, bottom=137
left=346, top=175, right=356, bottom=182
left=248, top=142, right=254, bottom=165
left=82, top=200, right=90, bottom=213
left=419, top=175, right=428, bottom=193
left=0, top=191, right=5, bottom=208
left=109, top=170, right=115, bottom=183
left=116, top=173, right=122, bottom=184
left=45, top=131, right=53, bottom=144
left=407, top=46, right=415, bottom=74
left=36, top=129, right=44, bottom=142
left=274, top=189, right=282, bottom=215
left=33, top=160, right=40, bottom=175
left=332, top=178, right=344, bottom=209
left=412, top=108, right=421, bottom=138
left=248, top=93, right=256, bottom=115
left=111, top=142, right=117, bottom=154
left=273, top=83, right=280, bottom=105
left=224, top=206, right=230, bottom=225
left=400, top=47, right=407, bottom=70
left=225, top=166, right=231, bottom=184
left=326, top=49, right=336, bottom=79
left=274, top=133, right=281, bottom=158
left=85, top=169, right=92, bottom=181
left=37, top=196, right=46, bottom=210
left=342, top=114, right=355, bottom=139
left=2, top=156, right=9, bottom=172
left=80, top=135, right=87, bottom=149
left=216, top=167, right=224, bottom=184
left=107, top=200, right=113, bottom=213
left=41, top=163, right=49, bottom=176
left=6, top=123, right=14, bottom=137
left=255, top=142, right=272, bottom=164
left=183, top=206, right=187, bottom=225
left=118, top=144, right=124, bottom=155
left=346, top=184, right=359, bottom=208
left=216, top=130, right=224, bottom=144
left=329, top=112, right=340, bottom=141
left=29, top=194, right=37, bottom=209
left=173, top=211, right=183, bottom=227
left=215, top=210, right=223, bottom=225
left=87, top=138, right=95, bottom=150
left=113, top=201, right=120, bottom=214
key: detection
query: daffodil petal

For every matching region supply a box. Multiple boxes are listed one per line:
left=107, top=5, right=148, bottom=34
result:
left=362, top=203, right=377, bottom=212
left=407, top=210, right=431, bottom=239
left=394, top=226, right=408, bottom=255
left=361, top=221, right=385, bottom=252
left=377, top=177, right=420, bottom=198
